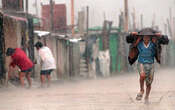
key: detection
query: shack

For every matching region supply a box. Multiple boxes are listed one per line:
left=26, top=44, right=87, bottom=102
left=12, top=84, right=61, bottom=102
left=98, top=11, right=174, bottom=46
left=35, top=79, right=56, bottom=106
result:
left=83, top=26, right=129, bottom=77
left=34, top=31, right=81, bottom=80
left=0, top=11, right=34, bottom=82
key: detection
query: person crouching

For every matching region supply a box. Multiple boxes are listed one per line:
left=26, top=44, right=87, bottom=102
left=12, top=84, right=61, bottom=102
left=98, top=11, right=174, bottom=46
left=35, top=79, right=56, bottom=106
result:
left=6, top=48, right=34, bottom=88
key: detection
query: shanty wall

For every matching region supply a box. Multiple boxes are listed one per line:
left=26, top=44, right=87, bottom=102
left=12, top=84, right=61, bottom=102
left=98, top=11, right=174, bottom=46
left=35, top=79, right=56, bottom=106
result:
left=56, top=39, right=69, bottom=78
left=56, top=39, right=80, bottom=78
left=0, top=14, right=5, bottom=79
left=3, top=15, right=28, bottom=78
left=87, top=32, right=129, bottom=75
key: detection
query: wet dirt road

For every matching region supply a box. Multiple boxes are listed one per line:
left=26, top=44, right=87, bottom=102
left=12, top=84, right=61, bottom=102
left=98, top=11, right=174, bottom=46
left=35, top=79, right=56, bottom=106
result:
left=0, top=68, right=174, bottom=110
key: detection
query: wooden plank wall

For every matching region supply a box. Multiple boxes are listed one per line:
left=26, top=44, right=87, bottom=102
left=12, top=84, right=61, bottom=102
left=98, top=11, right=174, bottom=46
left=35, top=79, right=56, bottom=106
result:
left=72, top=42, right=80, bottom=76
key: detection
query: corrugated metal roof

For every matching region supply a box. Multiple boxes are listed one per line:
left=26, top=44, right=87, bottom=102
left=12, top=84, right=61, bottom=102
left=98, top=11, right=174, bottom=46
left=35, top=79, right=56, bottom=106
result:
left=34, top=30, right=50, bottom=37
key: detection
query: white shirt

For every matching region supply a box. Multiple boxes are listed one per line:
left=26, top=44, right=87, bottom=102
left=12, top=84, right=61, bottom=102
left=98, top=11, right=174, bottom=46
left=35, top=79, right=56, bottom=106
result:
left=38, top=46, right=56, bottom=70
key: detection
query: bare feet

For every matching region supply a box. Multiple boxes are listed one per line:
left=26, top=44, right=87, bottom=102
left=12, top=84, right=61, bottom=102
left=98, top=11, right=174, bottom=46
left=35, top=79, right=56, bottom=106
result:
left=136, top=92, right=144, bottom=101
left=144, top=97, right=149, bottom=104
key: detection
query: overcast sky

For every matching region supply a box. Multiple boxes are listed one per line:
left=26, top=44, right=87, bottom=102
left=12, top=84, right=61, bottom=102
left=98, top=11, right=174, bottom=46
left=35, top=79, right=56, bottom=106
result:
left=0, top=0, right=175, bottom=32
left=38, top=0, right=175, bottom=31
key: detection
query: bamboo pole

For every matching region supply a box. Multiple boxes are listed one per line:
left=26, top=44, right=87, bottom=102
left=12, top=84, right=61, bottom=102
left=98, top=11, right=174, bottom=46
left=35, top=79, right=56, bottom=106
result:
left=71, top=0, right=75, bottom=36
left=26, top=0, right=28, bottom=13
left=140, top=14, right=143, bottom=29
left=167, top=18, right=173, bottom=37
left=78, top=10, right=85, bottom=35
left=20, top=0, right=23, bottom=10
left=164, top=23, right=168, bottom=35
left=86, top=6, right=89, bottom=35
left=50, top=0, right=54, bottom=31
left=169, top=8, right=174, bottom=39
left=173, top=17, right=175, bottom=38
left=124, top=0, right=129, bottom=32
left=152, top=13, right=156, bottom=28
left=131, top=8, right=136, bottom=31
left=35, top=0, right=38, bottom=16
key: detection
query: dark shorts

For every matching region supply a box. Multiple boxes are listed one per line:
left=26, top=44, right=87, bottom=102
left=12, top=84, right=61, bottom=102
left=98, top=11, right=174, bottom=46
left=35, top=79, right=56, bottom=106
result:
left=21, top=67, right=33, bottom=73
left=40, top=69, right=53, bottom=75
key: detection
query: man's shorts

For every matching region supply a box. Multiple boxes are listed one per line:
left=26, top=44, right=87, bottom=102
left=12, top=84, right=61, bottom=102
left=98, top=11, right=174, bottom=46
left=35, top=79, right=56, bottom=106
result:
left=40, top=69, right=54, bottom=75
left=137, top=63, right=154, bottom=84
left=21, top=67, right=33, bottom=73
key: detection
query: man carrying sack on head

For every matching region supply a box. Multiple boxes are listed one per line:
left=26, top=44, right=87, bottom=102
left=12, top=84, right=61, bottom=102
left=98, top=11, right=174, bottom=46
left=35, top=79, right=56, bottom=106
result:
left=126, top=28, right=169, bottom=104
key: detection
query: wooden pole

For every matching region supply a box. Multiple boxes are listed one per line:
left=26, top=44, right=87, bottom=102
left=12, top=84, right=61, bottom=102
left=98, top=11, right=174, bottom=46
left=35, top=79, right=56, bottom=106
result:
left=35, top=0, right=38, bottom=16
left=103, top=12, right=106, bottom=21
left=140, top=14, right=143, bottom=29
left=2, top=0, right=4, bottom=9
left=169, top=8, right=174, bottom=39
left=124, top=0, right=129, bottom=32
left=26, top=0, right=28, bottom=13
left=164, top=23, right=168, bottom=35
left=71, top=0, right=75, bottom=36
left=102, top=20, right=112, bottom=50
left=50, top=0, right=54, bottom=31
left=78, top=11, right=85, bottom=35
left=131, top=8, right=136, bottom=31
left=173, top=17, right=175, bottom=38
left=19, top=0, right=23, bottom=11
left=167, top=18, right=172, bottom=37
left=119, top=12, right=124, bottom=30
left=86, top=6, right=89, bottom=35
left=152, top=13, right=156, bottom=28
left=169, top=8, right=172, bottom=25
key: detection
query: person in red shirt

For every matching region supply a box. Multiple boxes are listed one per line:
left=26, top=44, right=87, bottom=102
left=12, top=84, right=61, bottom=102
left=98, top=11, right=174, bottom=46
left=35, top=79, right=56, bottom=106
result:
left=6, top=48, right=34, bottom=88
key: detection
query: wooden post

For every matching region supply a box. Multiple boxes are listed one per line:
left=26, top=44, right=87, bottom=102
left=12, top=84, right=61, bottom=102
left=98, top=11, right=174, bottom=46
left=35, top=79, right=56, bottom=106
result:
left=119, top=12, right=124, bottom=30
left=71, top=0, right=75, bottom=36
left=103, top=12, right=106, bottom=21
left=124, top=0, right=129, bottom=32
left=169, top=8, right=174, bottom=39
left=2, top=0, right=5, bottom=9
left=50, top=0, right=54, bottom=31
left=167, top=18, right=173, bottom=37
left=26, top=0, right=28, bottom=13
left=169, top=8, right=172, bottom=34
left=140, top=14, right=143, bottom=29
left=86, top=6, right=89, bottom=35
left=102, top=20, right=112, bottom=50
left=131, top=8, right=136, bottom=31
left=19, top=0, right=23, bottom=11
left=152, top=13, right=156, bottom=28
left=164, top=23, right=168, bottom=35
left=35, top=0, right=38, bottom=16
left=102, top=21, right=107, bottom=50
left=78, top=10, right=85, bottom=35
left=173, top=17, right=175, bottom=38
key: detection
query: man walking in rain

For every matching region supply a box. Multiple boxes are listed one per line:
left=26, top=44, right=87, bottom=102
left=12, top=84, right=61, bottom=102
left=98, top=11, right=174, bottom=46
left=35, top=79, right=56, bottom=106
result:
left=126, top=28, right=169, bottom=104
left=35, top=41, right=56, bottom=88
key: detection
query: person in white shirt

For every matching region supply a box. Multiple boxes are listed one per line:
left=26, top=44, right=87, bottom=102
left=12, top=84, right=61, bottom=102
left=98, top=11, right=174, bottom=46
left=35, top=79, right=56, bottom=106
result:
left=35, top=41, right=56, bottom=87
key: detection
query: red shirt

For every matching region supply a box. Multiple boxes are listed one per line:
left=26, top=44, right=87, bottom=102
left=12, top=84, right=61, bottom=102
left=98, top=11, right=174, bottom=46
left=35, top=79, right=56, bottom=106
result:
left=10, top=48, right=34, bottom=71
